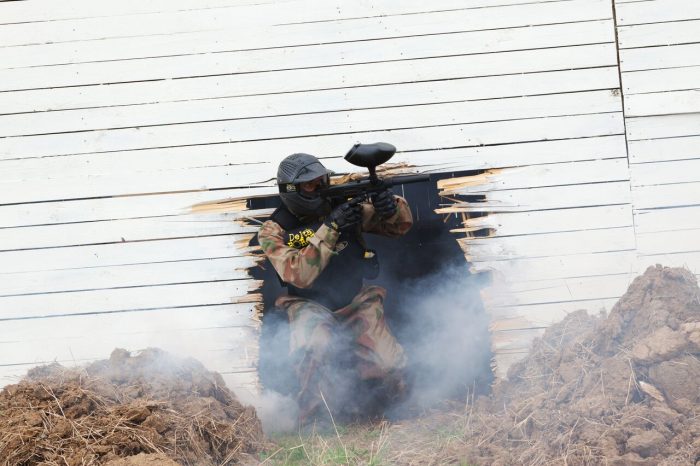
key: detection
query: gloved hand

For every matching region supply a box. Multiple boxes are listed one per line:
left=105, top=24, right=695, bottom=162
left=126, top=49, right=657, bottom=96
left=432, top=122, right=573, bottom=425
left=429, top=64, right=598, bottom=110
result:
left=370, top=189, right=398, bottom=219
left=324, top=197, right=363, bottom=231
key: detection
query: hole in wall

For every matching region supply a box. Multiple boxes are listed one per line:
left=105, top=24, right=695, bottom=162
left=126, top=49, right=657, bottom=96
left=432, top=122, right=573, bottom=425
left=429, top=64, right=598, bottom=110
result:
left=248, top=170, right=494, bottom=411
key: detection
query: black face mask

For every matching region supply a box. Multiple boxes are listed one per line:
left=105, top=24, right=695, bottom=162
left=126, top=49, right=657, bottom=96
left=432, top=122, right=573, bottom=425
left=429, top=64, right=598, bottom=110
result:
left=280, top=192, right=331, bottom=219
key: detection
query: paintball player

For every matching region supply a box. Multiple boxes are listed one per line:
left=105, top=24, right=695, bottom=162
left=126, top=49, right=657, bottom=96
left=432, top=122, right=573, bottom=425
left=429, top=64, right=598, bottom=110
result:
left=257, top=151, right=413, bottom=423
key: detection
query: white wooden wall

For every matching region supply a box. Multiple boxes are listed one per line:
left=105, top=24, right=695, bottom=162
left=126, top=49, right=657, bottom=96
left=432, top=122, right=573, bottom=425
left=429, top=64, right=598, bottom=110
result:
left=0, top=0, right=697, bottom=389
left=452, top=0, right=700, bottom=374
left=617, top=0, right=700, bottom=273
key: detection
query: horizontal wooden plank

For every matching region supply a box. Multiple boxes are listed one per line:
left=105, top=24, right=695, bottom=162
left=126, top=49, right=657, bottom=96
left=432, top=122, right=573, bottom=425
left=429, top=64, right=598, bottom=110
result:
left=625, top=89, right=700, bottom=117
left=634, top=205, right=700, bottom=234
left=0, top=114, right=626, bottom=206
left=490, top=297, right=619, bottom=329
left=637, top=228, right=700, bottom=255
left=0, top=280, right=260, bottom=320
left=441, top=158, right=629, bottom=195
left=0, top=189, right=269, bottom=229
left=0, top=215, right=257, bottom=251
left=461, top=226, right=636, bottom=261
left=0, top=43, right=619, bottom=114
left=632, top=181, right=700, bottom=209
left=0, top=0, right=566, bottom=25
left=0, top=66, right=620, bottom=138
left=444, top=181, right=632, bottom=213
left=0, top=326, right=258, bottom=368
left=461, top=204, right=632, bottom=236
left=630, top=158, right=700, bottom=186
left=401, top=134, right=626, bottom=172
left=0, top=256, right=258, bottom=296
left=0, top=0, right=613, bottom=49
left=0, top=304, right=257, bottom=342
left=483, top=272, right=634, bottom=307
left=0, top=20, right=615, bottom=92
left=3, top=130, right=625, bottom=193
left=0, top=136, right=626, bottom=229
left=626, top=113, right=700, bottom=141
left=637, top=251, right=700, bottom=273
left=0, top=362, right=260, bottom=395
left=472, top=250, right=638, bottom=282
left=0, top=0, right=269, bottom=23
left=0, top=234, right=255, bottom=274
left=618, top=19, right=700, bottom=49
left=628, top=134, right=700, bottom=163
left=3, top=121, right=623, bottom=189
left=0, top=90, right=622, bottom=159
left=622, top=65, right=700, bottom=95
left=0, top=16, right=613, bottom=72
left=615, top=0, right=700, bottom=26
left=491, top=328, right=546, bottom=354
left=2, top=132, right=628, bottom=207
left=620, top=43, right=700, bottom=72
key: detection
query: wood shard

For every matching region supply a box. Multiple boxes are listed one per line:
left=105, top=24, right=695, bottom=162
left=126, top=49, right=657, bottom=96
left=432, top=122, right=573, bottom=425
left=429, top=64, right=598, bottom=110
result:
left=437, top=170, right=501, bottom=195
left=189, top=198, right=248, bottom=214
left=233, top=293, right=263, bottom=304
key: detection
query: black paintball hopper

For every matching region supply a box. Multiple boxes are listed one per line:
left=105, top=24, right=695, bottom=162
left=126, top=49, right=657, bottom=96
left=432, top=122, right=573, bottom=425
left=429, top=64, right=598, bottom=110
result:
left=344, top=142, right=396, bottom=183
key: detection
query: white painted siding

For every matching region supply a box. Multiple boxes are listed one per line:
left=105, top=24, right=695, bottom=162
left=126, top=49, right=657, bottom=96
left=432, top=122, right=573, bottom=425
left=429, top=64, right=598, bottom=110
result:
left=2, top=0, right=693, bottom=387
left=617, top=0, right=700, bottom=274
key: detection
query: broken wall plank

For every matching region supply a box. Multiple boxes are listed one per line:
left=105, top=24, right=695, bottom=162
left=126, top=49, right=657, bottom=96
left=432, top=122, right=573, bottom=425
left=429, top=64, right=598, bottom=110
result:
left=0, top=216, right=257, bottom=251
left=459, top=205, right=632, bottom=237
left=0, top=235, right=255, bottom=274
left=0, top=257, right=258, bottom=296
left=461, top=227, right=635, bottom=261
left=0, top=281, right=260, bottom=321
left=472, top=250, right=638, bottom=282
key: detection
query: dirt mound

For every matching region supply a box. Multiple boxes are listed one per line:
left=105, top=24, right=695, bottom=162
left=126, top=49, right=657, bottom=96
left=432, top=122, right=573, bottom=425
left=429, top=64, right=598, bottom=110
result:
left=464, top=265, right=700, bottom=465
left=0, top=348, right=264, bottom=466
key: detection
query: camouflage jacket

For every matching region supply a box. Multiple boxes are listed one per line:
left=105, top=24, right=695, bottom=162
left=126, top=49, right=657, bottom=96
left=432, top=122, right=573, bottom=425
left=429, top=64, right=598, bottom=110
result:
left=257, top=196, right=413, bottom=289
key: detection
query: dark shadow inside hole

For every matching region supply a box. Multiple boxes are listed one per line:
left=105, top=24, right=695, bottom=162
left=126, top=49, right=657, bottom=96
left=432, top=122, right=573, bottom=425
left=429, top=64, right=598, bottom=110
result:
left=248, top=170, right=494, bottom=412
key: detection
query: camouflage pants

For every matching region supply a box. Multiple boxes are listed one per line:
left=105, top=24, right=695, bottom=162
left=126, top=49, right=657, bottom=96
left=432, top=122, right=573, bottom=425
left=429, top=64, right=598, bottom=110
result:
left=275, top=285, right=407, bottom=422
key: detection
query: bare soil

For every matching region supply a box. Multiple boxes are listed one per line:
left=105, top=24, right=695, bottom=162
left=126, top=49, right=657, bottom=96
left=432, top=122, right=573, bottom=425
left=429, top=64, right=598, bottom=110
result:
left=384, top=265, right=700, bottom=465
left=263, top=265, right=700, bottom=465
left=0, top=348, right=264, bottom=466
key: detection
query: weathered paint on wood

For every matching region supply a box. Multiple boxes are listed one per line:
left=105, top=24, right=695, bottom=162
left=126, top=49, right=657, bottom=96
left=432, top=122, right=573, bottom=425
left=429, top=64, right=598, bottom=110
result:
left=0, top=0, right=696, bottom=390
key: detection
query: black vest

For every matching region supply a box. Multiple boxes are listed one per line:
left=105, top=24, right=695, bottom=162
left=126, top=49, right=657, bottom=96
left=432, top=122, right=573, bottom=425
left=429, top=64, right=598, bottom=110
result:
left=270, top=205, right=368, bottom=309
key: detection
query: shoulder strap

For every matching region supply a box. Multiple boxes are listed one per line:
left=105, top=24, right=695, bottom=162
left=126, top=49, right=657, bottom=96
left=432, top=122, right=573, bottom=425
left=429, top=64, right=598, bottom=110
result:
left=269, top=205, right=303, bottom=230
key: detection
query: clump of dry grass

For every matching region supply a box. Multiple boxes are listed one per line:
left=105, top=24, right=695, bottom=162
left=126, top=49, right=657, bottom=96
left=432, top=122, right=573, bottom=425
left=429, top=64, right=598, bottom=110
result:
left=0, top=349, right=264, bottom=466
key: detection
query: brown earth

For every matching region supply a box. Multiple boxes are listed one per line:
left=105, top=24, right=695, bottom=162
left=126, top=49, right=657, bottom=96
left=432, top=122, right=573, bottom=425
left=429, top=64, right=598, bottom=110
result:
left=453, top=265, right=700, bottom=465
left=0, top=348, right=264, bottom=466
left=254, top=265, right=700, bottom=466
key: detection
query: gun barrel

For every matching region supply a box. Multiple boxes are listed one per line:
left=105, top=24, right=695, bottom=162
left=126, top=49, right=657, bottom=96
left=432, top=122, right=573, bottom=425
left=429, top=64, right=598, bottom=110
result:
left=321, top=173, right=430, bottom=201
left=385, top=174, right=430, bottom=186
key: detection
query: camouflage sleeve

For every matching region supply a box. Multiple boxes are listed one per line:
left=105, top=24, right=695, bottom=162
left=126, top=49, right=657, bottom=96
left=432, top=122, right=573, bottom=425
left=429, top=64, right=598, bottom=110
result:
left=257, top=220, right=339, bottom=289
left=361, top=195, right=413, bottom=237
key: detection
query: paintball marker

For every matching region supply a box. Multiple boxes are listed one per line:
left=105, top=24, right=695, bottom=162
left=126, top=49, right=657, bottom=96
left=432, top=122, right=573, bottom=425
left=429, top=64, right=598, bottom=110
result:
left=321, top=143, right=429, bottom=201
